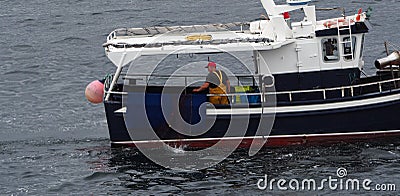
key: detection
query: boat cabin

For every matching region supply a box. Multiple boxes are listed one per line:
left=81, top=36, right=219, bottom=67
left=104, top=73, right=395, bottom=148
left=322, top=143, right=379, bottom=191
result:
left=102, top=0, right=371, bottom=107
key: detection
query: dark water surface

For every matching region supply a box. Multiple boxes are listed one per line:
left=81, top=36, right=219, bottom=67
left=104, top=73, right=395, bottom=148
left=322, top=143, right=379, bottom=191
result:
left=1, top=0, right=400, bottom=195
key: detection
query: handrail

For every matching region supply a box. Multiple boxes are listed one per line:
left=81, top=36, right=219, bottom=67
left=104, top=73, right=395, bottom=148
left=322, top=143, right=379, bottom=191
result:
left=269, top=77, right=400, bottom=96
left=106, top=22, right=251, bottom=39
left=208, top=77, right=400, bottom=101
left=107, top=31, right=116, bottom=41
left=123, top=73, right=260, bottom=87
left=268, top=78, right=399, bottom=102
left=106, top=91, right=128, bottom=95
left=123, top=73, right=261, bottom=78
left=107, top=77, right=400, bottom=102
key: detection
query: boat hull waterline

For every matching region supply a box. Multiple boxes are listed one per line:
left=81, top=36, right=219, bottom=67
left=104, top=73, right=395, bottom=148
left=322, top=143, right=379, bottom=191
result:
left=110, top=130, right=400, bottom=148
left=105, top=91, right=400, bottom=148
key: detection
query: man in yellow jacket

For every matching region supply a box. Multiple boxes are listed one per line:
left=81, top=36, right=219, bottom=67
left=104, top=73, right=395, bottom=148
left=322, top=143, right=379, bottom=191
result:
left=193, top=62, right=230, bottom=105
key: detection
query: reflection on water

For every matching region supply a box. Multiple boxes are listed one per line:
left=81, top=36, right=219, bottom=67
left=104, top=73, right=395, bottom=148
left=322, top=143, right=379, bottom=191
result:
left=85, top=138, right=400, bottom=195
left=1, top=137, right=399, bottom=194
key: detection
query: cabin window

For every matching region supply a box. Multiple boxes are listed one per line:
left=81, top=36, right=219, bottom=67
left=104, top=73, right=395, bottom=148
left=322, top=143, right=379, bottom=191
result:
left=322, top=38, right=339, bottom=62
left=343, top=36, right=357, bottom=60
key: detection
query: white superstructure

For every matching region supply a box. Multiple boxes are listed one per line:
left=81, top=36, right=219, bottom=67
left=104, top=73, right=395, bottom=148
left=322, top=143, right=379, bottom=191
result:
left=103, top=0, right=370, bottom=95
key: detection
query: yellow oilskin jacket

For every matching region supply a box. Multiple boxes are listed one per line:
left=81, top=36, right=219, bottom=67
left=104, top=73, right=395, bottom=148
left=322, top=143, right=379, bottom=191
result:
left=209, top=70, right=229, bottom=105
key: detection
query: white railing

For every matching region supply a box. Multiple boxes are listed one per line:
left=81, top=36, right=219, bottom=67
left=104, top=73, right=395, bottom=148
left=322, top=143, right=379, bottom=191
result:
left=207, top=77, right=400, bottom=103
left=106, top=76, right=400, bottom=103
left=105, top=22, right=250, bottom=41
left=123, top=73, right=259, bottom=87
left=269, top=77, right=400, bottom=102
left=107, top=31, right=117, bottom=41
left=105, top=73, right=258, bottom=98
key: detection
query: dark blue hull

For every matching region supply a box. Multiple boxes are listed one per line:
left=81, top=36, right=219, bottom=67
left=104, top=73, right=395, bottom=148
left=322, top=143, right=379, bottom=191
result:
left=104, top=91, right=400, bottom=145
left=103, top=69, right=400, bottom=146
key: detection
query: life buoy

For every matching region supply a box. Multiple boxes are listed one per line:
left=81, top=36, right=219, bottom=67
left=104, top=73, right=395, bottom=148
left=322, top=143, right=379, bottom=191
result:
left=323, top=18, right=349, bottom=28
left=323, top=20, right=334, bottom=28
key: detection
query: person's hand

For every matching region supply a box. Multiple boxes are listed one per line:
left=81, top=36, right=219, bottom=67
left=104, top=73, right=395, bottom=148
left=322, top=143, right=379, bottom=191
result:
left=193, top=88, right=200, bottom=93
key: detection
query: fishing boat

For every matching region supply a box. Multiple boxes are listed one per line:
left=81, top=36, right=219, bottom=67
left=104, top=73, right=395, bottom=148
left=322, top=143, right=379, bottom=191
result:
left=286, top=0, right=311, bottom=6
left=87, top=0, right=400, bottom=148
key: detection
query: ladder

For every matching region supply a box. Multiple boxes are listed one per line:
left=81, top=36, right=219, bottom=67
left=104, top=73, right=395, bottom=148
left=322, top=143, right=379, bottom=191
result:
left=337, top=18, right=354, bottom=60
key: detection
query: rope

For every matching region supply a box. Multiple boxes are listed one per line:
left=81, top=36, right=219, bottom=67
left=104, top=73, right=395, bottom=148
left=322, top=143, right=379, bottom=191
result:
left=348, top=72, right=358, bottom=84
left=186, top=34, right=212, bottom=41
left=103, top=74, right=113, bottom=91
left=386, top=41, right=400, bottom=51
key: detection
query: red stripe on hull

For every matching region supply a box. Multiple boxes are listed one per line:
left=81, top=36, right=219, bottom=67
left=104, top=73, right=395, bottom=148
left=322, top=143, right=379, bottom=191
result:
left=111, top=130, right=400, bottom=148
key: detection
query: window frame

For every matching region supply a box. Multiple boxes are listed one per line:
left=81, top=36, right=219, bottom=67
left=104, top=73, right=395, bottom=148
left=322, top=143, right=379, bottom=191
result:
left=342, top=36, right=357, bottom=61
left=321, top=38, right=339, bottom=63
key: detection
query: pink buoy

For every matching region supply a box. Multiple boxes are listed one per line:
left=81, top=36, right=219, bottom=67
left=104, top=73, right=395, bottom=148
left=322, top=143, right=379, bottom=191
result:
left=85, top=80, right=104, bottom=104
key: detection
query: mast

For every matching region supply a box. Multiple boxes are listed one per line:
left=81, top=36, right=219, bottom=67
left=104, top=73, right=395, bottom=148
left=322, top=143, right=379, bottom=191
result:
left=260, top=0, right=278, bottom=15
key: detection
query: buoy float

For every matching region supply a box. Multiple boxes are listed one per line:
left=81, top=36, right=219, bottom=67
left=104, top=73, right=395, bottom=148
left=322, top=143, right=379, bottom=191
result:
left=85, top=80, right=104, bottom=104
